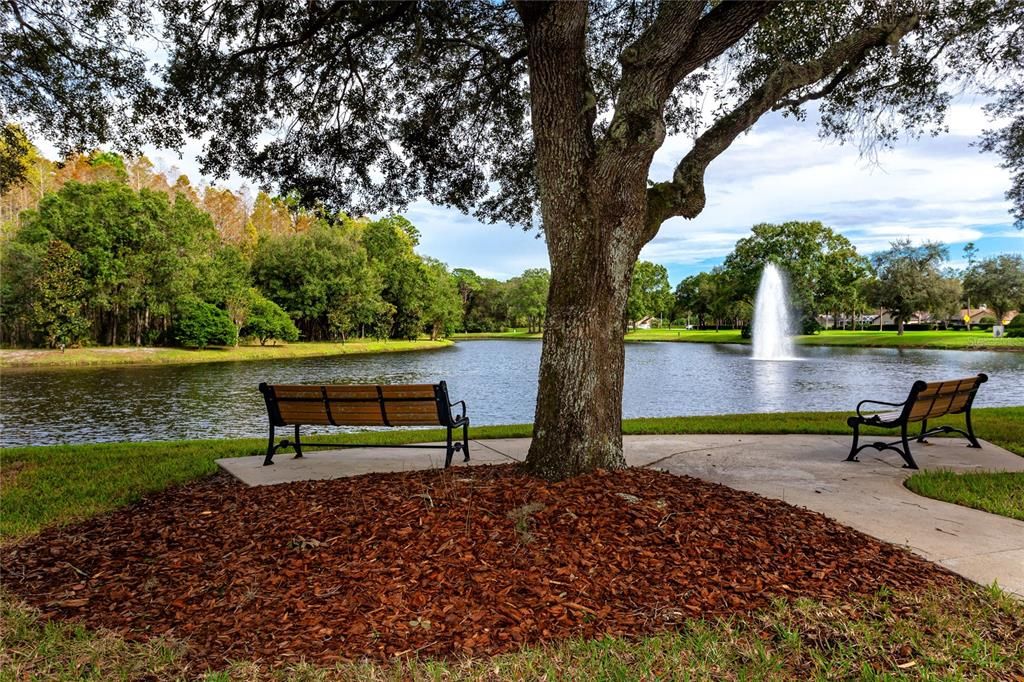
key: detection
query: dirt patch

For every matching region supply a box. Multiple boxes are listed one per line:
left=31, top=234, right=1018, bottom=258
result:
left=0, top=460, right=35, bottom=489
left=1, top=466, right=958, bottom=669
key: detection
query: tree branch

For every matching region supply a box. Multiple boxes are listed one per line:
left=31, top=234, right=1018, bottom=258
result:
left=668, top=1, right=779, bottom=83
left=601, top=1, right=777, bottom=161
left=227, top=2, right=412, bottom=61
left=646, top=12, right=922, bottom=232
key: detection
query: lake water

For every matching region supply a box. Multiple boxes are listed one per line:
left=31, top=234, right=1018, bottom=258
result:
left=2, top=340, right=1022, bottom=447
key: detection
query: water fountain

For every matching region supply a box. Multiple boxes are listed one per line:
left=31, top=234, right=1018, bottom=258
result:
left=751, top=263, right=796, bottom=361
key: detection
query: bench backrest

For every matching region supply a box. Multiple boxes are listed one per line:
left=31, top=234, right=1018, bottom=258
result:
left=259, top=382, right=456, bottom=427
left=903, top=373, right=987, bottom=422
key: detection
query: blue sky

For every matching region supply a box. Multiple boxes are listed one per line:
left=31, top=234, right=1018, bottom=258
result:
left=114, top=97, right=1022, bottom=287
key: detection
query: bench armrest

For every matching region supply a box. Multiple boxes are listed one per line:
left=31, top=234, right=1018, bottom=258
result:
left=855, top=399, right=905, bottom=419
left=449, top=399, right=467, bottom=421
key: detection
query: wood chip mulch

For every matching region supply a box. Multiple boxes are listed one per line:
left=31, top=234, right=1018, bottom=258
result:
left=1, top=464, right=958, bottom=669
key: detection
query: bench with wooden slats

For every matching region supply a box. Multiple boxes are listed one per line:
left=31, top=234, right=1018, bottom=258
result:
left=845, top=373, right=988, bottom=469
left=258, top=381, right=469, bottom=467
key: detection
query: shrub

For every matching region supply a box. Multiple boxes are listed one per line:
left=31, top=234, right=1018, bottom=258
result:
left=242, top=292, right=300, bottom=345
left=173, top=297, right=237, bottom=349
left=1005, top=314, right=1024, bottom=338
left=800, top=315, right=822, bottom=335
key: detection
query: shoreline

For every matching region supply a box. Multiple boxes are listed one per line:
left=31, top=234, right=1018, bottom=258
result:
left=453, top=329, right=1024, bottom=352
left=0, top=339, right=454, bottom=370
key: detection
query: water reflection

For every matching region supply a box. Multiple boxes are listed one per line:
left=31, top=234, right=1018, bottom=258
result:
left=751, top=358, right=794, bottom=412
left=1, top=340, right=1021, bottom=446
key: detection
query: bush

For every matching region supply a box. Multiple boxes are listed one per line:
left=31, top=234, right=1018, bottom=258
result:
left=1005, top=314, right=1024, bottom=338
left=800, top=315, right=822, bottom=335
left=173, top=297, right=237, bottom=349
left=242, top=292, right=300, bottom=345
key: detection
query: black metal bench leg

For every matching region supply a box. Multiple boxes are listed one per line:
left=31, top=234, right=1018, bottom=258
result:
left=898, top=423, right=918, bottom=469
left=965, top=410, right=982, bottom=448
left=293, top=425, right=303, bottom=459
left=845, top=421, right=860, bottom=462
left=916, top=418, right=928, bottom=443
left=444, top=425, right=454, bottom=468
left=462, top=419, right=470, bottom=462
left=264, top=424, right=276, bottom=466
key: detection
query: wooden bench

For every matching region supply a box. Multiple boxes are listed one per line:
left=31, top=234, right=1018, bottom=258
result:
left=258, top=382, right=469, bottom=467
left=845, top=373, right=987, bottom=469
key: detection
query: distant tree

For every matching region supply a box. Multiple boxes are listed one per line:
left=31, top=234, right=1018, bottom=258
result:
left=0, top=123, right=31, bottom=194
left=627, top=261, right=672, bottom=328
left=363, top=216, right=428, bottom=339
left=674, top=270, right=733, bottom=330
left=173, top=297, right=237, bottom=348
left=420, top=259, right=463, bottom=340
left=929, top=275, right=963, bottom=329
left=30, top=239, right=89, bottom=347
left=452, top=268, right=483, bottom=332
left=507, top=269, right=550, bottom=334
left=963, top=254, right=1024, bottom=324
left=865, top=240, right=950, bottom=335
left=252, top=220, right=383, bottom=341
left=241, top=291, right=300, bottom=345
left=15, top=180, right=217, bottom=345
left=721, top=221, right=869, bottom=321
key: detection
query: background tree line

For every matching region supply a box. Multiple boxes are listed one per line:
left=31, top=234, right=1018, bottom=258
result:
left=0, top=139, right=476, bottom=348
left=669, top=221, right=1024, bottom=337
left=4, top=136, right=1019, bottom=348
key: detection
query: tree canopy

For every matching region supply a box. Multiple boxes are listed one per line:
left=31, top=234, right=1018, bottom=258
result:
left=720, top=221, right=869, bottom=321
left=865, top=240, right=953, bottom=335
left=963, top=254, right=1024, bottom=322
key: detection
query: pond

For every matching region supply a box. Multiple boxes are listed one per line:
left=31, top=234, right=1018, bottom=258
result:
left=2, top=340, right=1022, bottom=447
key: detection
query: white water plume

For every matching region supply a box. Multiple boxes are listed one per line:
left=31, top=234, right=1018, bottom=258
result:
left=752, top=263, right=796, bottom=361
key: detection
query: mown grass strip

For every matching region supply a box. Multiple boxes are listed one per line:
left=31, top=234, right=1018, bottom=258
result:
left=0, top=339, right=452, bottom=369
left=2, top=408, right=1021, bottom=541
left=2, top=583, right=1021, bottom=680
left=453, top=328, right=1024, bottom=350
left=905, top=470, right=1024, bottom=521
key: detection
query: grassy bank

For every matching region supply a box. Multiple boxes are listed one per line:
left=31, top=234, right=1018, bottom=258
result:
left=454, top=328, right=1024, bottom=350
left=0, top=339, right=453, bottom=369
left=3, top=407, right=1021, bottom=541
left=2, top=582, right=1021, bottom=680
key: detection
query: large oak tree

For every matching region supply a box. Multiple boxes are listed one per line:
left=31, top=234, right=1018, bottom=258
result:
left=4, top=0, right=1022, bottom=478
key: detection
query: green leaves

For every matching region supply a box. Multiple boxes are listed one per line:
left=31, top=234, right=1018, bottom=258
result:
left=172, top=296, right=237, bottom=349
left=963, top=255, right=1024, bottom=323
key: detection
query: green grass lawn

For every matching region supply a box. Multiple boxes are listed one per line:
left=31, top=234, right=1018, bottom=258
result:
left=0, top=339, right=452, bottom=369
left=624, top=327, right=1024, bottom=350
left=905, top=471, right=1024, bottom=521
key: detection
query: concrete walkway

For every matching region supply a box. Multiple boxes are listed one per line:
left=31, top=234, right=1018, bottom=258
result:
left=218, top=434, right=1024, bottom=597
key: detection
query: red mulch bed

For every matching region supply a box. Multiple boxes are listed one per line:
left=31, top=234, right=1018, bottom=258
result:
left=2, top=465, right=958, bottom=669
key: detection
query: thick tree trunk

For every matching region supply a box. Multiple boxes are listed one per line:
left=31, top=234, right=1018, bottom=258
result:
left=525, top=210, right=638, bottom=479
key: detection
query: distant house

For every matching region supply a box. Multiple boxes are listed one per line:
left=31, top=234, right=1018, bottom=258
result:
left=634, top=316, right=656, bottom=329
left=952, top=307, right=1018, bottom=326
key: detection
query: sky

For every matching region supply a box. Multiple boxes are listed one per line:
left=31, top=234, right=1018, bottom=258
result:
left=85, top=96, right=1022, bottom=287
